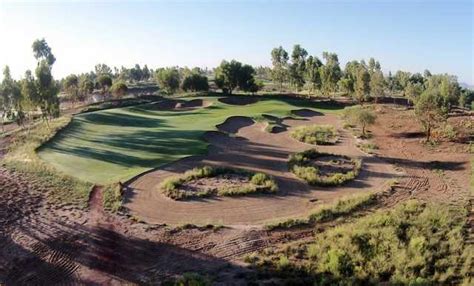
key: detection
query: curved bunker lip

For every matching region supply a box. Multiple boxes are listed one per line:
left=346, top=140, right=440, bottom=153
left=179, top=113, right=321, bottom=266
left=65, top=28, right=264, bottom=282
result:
left=291, top=109, right=323, bottom=117
left=218, top=96, right=259, bottom=106
left=216, top=116, right=255, bottom=134
left=149, top=99, right=212, bottom=111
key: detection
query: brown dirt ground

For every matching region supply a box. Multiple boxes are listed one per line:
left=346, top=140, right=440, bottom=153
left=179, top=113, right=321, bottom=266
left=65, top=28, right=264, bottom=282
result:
left=124, top=111, right=398, bottom=226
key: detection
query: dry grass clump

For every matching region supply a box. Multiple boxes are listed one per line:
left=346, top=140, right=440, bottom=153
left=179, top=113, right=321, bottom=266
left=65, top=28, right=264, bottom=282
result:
left=290, top=124, right=338, bottom=145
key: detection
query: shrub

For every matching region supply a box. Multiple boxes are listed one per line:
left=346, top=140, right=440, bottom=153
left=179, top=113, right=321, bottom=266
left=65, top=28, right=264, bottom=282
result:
left=290, top=124, right=338, bottom=145
left=288, top=149, right=362, bottom=186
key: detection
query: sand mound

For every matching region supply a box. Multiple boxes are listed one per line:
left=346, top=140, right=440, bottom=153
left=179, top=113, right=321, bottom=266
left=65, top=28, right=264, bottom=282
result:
left=292, top=109, right=322, bottom=117
left=218, top=96, right=259, bottom=106
left=217, top=116, right=255, bottom=134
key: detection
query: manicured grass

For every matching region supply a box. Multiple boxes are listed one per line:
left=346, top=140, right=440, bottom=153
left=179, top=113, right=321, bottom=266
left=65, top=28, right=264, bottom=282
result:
left=38, top=95, right=343, bottom=184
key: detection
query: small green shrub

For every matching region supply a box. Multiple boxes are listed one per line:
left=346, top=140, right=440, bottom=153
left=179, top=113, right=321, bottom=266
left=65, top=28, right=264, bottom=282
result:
left=290, top=124, right=338, bottom=145
left=356, top=142, right=378, bottom=154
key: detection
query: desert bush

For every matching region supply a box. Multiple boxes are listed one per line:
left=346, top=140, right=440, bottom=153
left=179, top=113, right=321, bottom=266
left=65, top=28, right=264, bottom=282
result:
left=259, top=201, right=468, bottom=285
left=163, top=272, right=212, bottom=286
left=290, top=124, right=338, bottom=145
left=356, top=142, right=378, bottom=154
left=160, top=166, right=278, bottom=200
left=288, top=149, right=362, bottom=186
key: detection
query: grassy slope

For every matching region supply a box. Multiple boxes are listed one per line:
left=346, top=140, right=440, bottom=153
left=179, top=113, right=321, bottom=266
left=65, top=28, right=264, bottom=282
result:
left=38, top=95, right=343, bottom=184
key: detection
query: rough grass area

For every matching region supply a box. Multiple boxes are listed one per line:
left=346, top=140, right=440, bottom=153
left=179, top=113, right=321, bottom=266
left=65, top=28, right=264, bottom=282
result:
left=38, top=95, right=343, bottom=184
left=290, top=124, right=338, bottom=145
left=252, top=201, right=470, bottom=285
left=356, top=142, right=378, bottom=154
left=160, top=166, right=278, bottom=200
left=2, top=117, right=93, bottom=208
left=288, top=149, right=362, bottom=186
left=102, top=183, right=123, bottom=212
left=265, top=192, right=377, bottom=230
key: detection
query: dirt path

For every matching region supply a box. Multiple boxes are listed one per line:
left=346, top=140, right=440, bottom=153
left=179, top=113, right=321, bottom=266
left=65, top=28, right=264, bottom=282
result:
left=370, top=106, right=471, bottom=207
left=125, top=113, right=399, bottom=226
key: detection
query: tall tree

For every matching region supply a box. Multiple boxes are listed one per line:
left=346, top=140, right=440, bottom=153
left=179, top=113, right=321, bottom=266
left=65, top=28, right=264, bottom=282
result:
left=289, top=44, right=308, bottom=91
left=64, top=74, right=80, bottom=105
left=270, top=46, right=289, bottom=91
left=95, top=63, right=113, bottom=76
left=415, top=89, right=447, bottom=141
left=32, top=39, right=56, bottom=66
left=370, top=70, right=385, bottom=102
left=305, top=56, right=322, bottom=95
left=320, top=52, right=342, bottom=96
left=97, top=74, right=113, bottom=95
left=354, top=66, right=370, bottom=105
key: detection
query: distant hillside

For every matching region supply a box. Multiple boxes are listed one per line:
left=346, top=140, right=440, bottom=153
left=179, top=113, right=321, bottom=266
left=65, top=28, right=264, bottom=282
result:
left=460, top=82, right=474, bottom=90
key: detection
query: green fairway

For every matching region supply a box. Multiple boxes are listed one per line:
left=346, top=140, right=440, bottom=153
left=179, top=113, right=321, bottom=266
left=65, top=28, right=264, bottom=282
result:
left=38, top=95, right=344, bottom=184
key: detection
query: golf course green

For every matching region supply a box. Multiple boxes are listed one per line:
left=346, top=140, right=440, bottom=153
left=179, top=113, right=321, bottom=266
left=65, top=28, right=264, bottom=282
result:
left=38, top=95, right=343, bottom=184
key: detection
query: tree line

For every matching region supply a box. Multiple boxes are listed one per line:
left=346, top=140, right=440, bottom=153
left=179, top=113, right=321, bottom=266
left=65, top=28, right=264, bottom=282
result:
left=269, top=44, right=473, bottom=108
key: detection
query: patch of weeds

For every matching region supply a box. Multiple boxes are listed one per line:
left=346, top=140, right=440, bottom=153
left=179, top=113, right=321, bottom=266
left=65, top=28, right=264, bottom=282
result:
left=290, top=124, right=338, bottom=145
left=102, top=183, right=123, bottom=213
left=265, top=192, right=378, bottom=230
left=356, top=142, right=378, bottom=154
left=255, top=200, right=469, bottom=285
left=288, top=149, right=362, bottom=186
left=2, top=116, right=93, bottom=208
left=162, top=272, right=212, bottom=286
left=160, top=166, right=278, bottom=200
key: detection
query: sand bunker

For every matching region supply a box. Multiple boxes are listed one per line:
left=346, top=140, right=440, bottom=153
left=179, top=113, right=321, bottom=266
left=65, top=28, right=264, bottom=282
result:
left=150, top=99, right=212, bottom=111
left=216, top=116, right=255, bottom=134
left=292, top=109, right=323, bottom=117
left=218, top=96, right=259, bottom=106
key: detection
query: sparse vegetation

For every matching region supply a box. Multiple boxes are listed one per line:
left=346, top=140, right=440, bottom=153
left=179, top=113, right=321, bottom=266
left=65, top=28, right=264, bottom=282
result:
left=343, top=106, right=376, bottom=138
left=256, top=201, right=469, bottom=285
left=290, top=124, right=338, bottom=145
left=265, top=192, right=377, bottom=230
left=288, top=149, right=362, bottom=186
left=2, top=117, right=93, bottom=207
left=356, top=142, right=378, bottom=154
left=160, top=166, right=278, bottom=200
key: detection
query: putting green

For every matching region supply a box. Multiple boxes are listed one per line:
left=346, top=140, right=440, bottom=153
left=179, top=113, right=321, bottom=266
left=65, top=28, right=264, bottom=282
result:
left=38, top=95, right=343, bottom=184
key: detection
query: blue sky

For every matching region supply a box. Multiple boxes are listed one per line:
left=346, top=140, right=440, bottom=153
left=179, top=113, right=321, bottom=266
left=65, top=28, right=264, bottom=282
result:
left=0, top=0, right=472, bottom=84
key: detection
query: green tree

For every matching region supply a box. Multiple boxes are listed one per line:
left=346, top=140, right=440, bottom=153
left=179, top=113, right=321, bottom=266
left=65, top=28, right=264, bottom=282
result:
left=305, top=56, right=322, bottom=95
left=182, top=73, right=209, bottom=92
left=394, top=71, right=411, bottom=94
left=97, top=74, right=113, bottom=95
left=32, top=38, right=56, bottom=65
left=320, top=52, right=342, bottom=96
left=415, top=89, right=448, bottom=141
left=64, top=74, right=79, bottom=105
left=95, top=63, right=113, bottom=77
left=32, top=39, right=60, bottom=122
left=79, top=76, right=94, bottom=101
left=344, top=106, right=376, bottom=137
left=155, top=67, right=180, bottom=93
left=110, top=81, right=128, bottom=98
left=270, top=46, right=289, bottom=91
left=214, top=60, right=256, bottom=94
left=404, top=82, right=423, bottom=105
left=354, top=66, right=370, bottom=105
left=20, top=70, right=38, bottom=122
left=370, top=70, right=385, bottom=102
left=289, top=44, right=308, bottom=91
